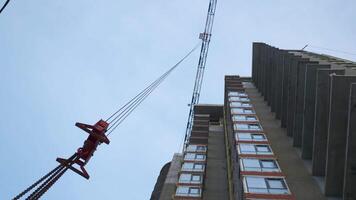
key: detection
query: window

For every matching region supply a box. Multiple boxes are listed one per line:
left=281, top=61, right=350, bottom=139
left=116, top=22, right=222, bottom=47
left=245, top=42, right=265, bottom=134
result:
left=230, top=102, right=242, bottom=107
left=234, top=124, right=262, bottom=131
left=181, top=163, right=205, bottom=172
left=186, top=145, right=207, bottom=152
left=235, top=133, right=266, bottom=142
left=232, top=115, right=257, bottom=122
left=179, top=173, right=202, bottom=184
left=231, top=108, right=255, bottom=114
left=184, top=153, right=206, bottom=161
left=230, top=102, right=252, bottom=108
left=228, top=91, right=247, bottom=97
left=240, top=158, right=280, bottom=172
left=229, top=96, right=250, bottom=102
left=176, top=186, right=202, bottom=197
left=238, top=144, right=273, bottom=155
left=243, top=176, right=290, bottom=194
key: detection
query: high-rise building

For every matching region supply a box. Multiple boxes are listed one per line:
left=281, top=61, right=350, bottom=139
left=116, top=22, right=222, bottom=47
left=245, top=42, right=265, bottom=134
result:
left=151, top=43, right=356, bottom=200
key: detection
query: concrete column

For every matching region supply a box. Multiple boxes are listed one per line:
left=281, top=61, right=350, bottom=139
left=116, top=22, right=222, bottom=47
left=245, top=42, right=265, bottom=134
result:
left=281, top=54, right=291, bottom=128
left=301, top=64, right=330, bottom=159
left=343, top=83, right=356, bottom=200
left=312, top=69, right=345, bottom=176
left=293, top=60, right=317, bottom=147
left=287, top=56, right=301, bottom=138
left=325, top=75, right=356, bottom=196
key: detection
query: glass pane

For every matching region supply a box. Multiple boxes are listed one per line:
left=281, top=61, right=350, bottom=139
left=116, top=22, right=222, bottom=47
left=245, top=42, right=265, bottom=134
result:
left=261, top=160, right=277, bottom=168
left=246, top=116, right=256, bottom=121
left=231, top=108, right=243, bottom=114
left=230, top=102, right=242, bottom=107
left=244, top=109, right=253, bottom=114
left=186, top=145, right=197, bottom=151
left=196, top=154, right=205, bottom=160
left=246, top=177, right=267, bottom=189
left=176, top=186, right=189, bottom=194
left=233, top=115, right=246, bottom=121
left=236, top=124, right=249, bottom=130
left=252, top=134, right=265, bottom=140
left=240, top=144, right=256, bottom=153
left=249, top=124, right=261, bottom=130
left=185, top=153, right=196, bottom=160
left=179, top=174, right=191, bottom=182
left=256, top=145, right=270, bottom=152
left=238, top=133, right=252, bottom=140
left=192, top=175, right=201, bottom=181
left=182, top=163, right=193, bottom=169
left=194, top=164, right=204, bottom=169
left=267, top=179, right=285, bottom=189
left=196, top=146, right=206, bottom=151
left=243, top=158, right=260, bottom=168
left=229, top=97, right=240, bottom=101
left=190, top=188, right=200, bottom=194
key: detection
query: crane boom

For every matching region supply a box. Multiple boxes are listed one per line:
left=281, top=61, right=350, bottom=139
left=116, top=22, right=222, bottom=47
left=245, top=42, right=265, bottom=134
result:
left=183, top=0, right=217, bottom=149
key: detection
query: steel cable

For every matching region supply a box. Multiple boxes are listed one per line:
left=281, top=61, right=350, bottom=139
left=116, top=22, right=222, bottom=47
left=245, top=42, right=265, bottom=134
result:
left=105, top=43, right=199, bottom=135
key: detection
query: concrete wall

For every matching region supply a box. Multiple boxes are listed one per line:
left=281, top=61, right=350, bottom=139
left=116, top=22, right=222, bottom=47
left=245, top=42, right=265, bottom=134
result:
left=251, top=42, right=356, bottom=199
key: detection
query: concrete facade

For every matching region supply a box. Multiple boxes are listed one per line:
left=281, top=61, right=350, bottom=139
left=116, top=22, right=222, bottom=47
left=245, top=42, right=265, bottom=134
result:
left=251, top=42, right=356, bottom=199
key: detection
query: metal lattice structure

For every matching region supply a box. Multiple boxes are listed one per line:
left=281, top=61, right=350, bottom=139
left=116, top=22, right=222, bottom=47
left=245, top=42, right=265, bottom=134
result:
left=183, top=0, right=217, bottom=149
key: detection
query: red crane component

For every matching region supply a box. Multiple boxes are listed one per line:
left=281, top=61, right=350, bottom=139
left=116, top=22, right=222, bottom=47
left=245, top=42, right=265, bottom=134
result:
left=56, top=119, right=110, bottom=179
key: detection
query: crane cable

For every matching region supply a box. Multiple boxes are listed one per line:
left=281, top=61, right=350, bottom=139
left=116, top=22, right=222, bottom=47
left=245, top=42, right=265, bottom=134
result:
left=105, top=43, right=200, bottom=136
left=13, top=154, right=77, bottom=200
left=13, top=43, right=199, bottom=199
left=0, top=0, right=10, bottom=14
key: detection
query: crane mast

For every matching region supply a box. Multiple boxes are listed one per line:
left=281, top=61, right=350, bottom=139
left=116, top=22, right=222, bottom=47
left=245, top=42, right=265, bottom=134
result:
left=184, top=0, right=217, bottom=149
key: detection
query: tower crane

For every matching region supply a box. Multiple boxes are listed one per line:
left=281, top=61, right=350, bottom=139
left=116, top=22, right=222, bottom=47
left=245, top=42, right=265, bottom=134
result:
left=183, top=0, right=217, bottom=149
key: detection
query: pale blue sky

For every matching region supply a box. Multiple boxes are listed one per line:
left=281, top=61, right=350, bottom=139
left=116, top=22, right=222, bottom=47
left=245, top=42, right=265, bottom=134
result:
left=0, top=0, right=355, bottom=199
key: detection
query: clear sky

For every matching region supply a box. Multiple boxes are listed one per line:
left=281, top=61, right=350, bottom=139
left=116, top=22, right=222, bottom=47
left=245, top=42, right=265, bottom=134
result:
left=1, top=0, right=355, bottom=199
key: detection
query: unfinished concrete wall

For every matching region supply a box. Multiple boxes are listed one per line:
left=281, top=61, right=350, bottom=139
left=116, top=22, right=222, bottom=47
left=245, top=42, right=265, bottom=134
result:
left=312, top=69, right=345, bottom=176
left=343, top=83, right=356, bottom=200
left=325, top=75, right=356, bottom=196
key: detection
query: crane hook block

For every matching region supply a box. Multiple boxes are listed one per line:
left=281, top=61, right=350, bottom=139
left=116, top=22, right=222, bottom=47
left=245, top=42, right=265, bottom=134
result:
left=56, top=119, right=110, bottom=179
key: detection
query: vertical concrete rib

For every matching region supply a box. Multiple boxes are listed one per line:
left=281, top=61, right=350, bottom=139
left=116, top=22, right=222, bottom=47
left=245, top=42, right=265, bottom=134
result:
left=301, top=64, right=329, bottom=159
left=325, top=75, right=356, bottom=196
left=343, top=83, right=356, bottom=200
left=312, top=69, right=345, bottom=176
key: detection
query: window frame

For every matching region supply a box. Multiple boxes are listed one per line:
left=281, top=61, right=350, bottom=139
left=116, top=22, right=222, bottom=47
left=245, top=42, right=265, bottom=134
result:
left=231, top=108, right=255, bottom=115
left=243, top=176, right=291, bottom=195
left=175, top=186, right=202, bottom=197
left=235, top=132, right=267, bottom=142
left=234, top=123, right=263, bottom=131
left=181, top=162, right=205, bottom=172
left=184, top=153, right=206, bottom=161
left=239, top=158, right=281, bottom=172
left=178, top=173, right=203, bottom=184
left=237, top=144, right=273, bottom=155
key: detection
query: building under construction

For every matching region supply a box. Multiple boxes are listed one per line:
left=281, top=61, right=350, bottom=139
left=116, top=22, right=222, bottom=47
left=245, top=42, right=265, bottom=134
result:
left=150, top=42, right=356, bottom=200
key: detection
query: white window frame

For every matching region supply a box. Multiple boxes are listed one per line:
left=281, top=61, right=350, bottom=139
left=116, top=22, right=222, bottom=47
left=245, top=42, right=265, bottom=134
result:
left=186, top=145, right=207, bottom=153
left=234, top=123, right=262, bottom=131
left=181, top=162, right=205, bottom=172
left=184, top=153, right=206, bottom=161
left=175, top=186, right=202, bottom=197
left=237, top=144, right=273, bottom=155
left=239, top=158, right=281, bottom=172
left=230, top=102, right=252, bottom=108
left=178, top=173, right=203, bottom=184
left=229, top=96, right=250, bottom=102
left=243, top=176, right=291, bottom=195
left=231, top=108, right=255, bottom=115
left=232, top=115, right=258, bottom=122
left=235, top=132, right=267, bottom=142
left=228, top=91, right=248, bottom=97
